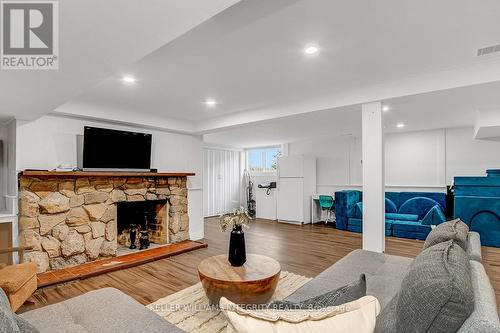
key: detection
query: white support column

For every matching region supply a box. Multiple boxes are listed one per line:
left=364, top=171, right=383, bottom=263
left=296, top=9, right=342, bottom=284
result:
left=362, top=101, right=385, bottom=253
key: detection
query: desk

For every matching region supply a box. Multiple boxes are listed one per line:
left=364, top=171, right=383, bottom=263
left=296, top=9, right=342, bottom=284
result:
left=311, top=194, right=335, bottom=224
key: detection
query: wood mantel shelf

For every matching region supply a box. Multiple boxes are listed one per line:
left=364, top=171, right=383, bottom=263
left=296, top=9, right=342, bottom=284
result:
left=19, top=170, right=195, bottom=178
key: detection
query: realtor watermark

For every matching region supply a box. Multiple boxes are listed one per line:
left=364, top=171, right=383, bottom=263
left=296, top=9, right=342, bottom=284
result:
left=1, top=0, right=58, bottom=69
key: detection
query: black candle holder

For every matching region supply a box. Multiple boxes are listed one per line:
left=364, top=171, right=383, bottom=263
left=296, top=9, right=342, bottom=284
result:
left=129, top=224, right=137, bottom=249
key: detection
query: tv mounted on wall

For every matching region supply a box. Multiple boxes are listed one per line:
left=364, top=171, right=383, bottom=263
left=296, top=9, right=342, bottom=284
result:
left=82, top=126, right=152, bottom=171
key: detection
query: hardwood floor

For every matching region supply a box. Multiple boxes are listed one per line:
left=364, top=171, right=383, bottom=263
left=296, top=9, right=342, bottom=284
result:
left=21, top=217, right=500, bottom=313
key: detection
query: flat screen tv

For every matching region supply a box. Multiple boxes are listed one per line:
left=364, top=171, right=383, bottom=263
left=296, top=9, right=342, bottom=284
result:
left=82, top=126, right=152, bottom=171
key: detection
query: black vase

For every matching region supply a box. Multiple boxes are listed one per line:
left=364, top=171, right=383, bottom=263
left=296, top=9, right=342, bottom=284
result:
left=228, top=225, right=246, bottom=266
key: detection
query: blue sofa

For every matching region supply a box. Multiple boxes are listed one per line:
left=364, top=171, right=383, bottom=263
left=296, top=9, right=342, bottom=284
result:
left=454, top=169, right=500, bottom=247
left=335, top=190, right=447, bottom=240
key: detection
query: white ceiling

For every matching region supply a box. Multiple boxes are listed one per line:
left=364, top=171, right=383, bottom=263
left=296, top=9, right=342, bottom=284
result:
left=53, top=0, right=500, bottom=134
left=203, top=81, right=500, bottom=148
left=0, top=0, right=241, bottom=122
left=3, top=0, right=500, bottom=148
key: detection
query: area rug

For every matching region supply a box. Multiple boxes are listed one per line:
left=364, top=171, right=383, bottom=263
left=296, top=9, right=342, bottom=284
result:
left=147, top=271, right=312, bottom=333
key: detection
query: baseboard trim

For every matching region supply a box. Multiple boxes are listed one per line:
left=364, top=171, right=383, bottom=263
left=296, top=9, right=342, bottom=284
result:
left=190, top=230, right=204, bottom=241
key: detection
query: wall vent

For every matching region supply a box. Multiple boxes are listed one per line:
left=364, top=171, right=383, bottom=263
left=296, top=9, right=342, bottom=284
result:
left=477, top=44, right=500, bottom=56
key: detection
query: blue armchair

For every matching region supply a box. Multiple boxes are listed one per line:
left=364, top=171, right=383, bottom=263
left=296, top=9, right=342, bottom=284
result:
left=335, top=190, right=447, bottom=240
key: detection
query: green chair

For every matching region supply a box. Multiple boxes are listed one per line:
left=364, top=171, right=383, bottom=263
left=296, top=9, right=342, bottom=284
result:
left=319, top=195, right=335, bottom=224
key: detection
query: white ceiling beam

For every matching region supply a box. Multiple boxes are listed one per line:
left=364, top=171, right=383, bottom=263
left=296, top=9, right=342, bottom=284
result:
left=194, top=60, right=500, bottom=134
left=474, top=109, right=500, bottom=141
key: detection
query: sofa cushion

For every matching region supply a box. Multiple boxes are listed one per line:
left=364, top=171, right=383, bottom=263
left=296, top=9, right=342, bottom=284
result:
left=392, top=220, right=431, bottom=233
left=376, top=240, right=474, bottom=333
left=285, top=249, right=413, bottom=309
left=392, top=229, right=430, bottom=241
left=385, top=198, right=398, bottom=213
left=340, top=190, right=363, bottom=219
left=392, top=218, right=432, bottom=240
left=421, top=204, right=447, bottom=225
left=458, top=260, right=500, bottom=333
left=398, top=197, right=442, bottom=219
left=0, top=288, right=20, bottom=333
left=20, top=288, right=183, bottom=333
left=424, top=219, right=469, bottom=251
left=347, top=218, right=392, bottom=236
left=354, top=202, right=363, bottom=219
left=467, top=232, right=482, bottom=262
left=271, top=274, right=366, bottom=310
left=385, top=213, right=418, bottom=221
left=352, top=199, right=398, bottom=219
left=399, top=192, right=447, bottom=211
left=222, top=296, right=380, bottom=333
left=335, top=190, right=362, bottom=230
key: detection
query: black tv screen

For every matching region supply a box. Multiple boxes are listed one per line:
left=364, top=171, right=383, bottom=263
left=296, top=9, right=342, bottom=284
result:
left=83, top=127, right=152, bottom=170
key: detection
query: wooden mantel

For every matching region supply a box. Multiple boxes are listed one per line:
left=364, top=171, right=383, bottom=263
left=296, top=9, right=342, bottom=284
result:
left=19, top=170, right=195, bottom=178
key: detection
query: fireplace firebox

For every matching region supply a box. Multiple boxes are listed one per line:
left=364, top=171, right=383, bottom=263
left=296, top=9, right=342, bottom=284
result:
left=116, top=200, right=170, bottom=248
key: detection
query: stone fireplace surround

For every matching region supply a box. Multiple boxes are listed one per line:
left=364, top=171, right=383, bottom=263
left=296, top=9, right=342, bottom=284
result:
left=18, top=171, right=193, bottom=273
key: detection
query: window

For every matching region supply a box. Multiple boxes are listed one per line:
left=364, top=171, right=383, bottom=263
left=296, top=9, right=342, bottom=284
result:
left=247, top=146, right=281, bottom=173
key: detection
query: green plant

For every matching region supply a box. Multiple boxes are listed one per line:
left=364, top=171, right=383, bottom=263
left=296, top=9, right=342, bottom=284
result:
left=219, top=207, right=251, bottom=232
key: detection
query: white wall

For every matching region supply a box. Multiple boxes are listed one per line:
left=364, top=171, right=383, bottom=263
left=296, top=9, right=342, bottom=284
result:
left=288, top=127, right=500, bottom=195
left=252, top=174, right=277, bottom=220
left=0, top=124, right=6, bottom=212
left=4, top=120, right=17, bottom=214
left=0, top=120, right=19, bottom=263
left=289, top=136, right=360, bottom=191
left=16, top=115, right=205, bottom=240
left=446, top=127, right=500, bottom=183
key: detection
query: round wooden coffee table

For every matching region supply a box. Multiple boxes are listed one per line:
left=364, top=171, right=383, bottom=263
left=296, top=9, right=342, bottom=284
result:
left=198, top=254, right=281, bottom=305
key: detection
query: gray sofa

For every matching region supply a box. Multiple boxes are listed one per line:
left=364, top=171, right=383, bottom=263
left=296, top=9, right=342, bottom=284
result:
left=284, top=231, right=500, bottom=332
left=3, top=232, right=497, bottom=332
left=3, top=288, right=183, bottom=333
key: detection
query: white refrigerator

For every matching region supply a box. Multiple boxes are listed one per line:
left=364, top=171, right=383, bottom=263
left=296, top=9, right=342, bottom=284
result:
left=276, top=155, right=316, bottom=224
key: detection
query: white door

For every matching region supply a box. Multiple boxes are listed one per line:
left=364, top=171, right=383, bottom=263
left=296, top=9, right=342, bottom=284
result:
left=203, top=149, right=241, bottom=216
left=278, top=156, right=303, bottom=178
left=277, top=178, right=303, bottom=222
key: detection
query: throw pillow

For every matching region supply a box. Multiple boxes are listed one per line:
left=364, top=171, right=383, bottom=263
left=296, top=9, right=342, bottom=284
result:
left=421, top=204, right=446, bottom=226
left=270, top=274, right=366, bottom=310
left=221, top=295, right=380, bottom=333
left=354, top=202, right=363, bottom=218
left=375, top=240, right=474, bottom=333
left=0, top=288, right=21, bottom=333
left=385, top=198, right=398, bottom=214
left=424, top=218, right=469, bottom=251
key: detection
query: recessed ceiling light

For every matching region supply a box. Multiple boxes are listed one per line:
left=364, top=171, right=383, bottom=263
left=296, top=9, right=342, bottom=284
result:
left=382, top=105, right=390, bottom=112
left=304, top=45, right=319, bottom=55
left=122, top=75, right=136, bottom=84
left=396, top=123, right=405, bottom=128
left=205, top=99, right=217, bottom=107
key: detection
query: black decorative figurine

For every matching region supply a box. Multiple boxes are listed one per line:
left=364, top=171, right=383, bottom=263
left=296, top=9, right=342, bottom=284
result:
left=139, top=230, right=150, bottom=250
left=228, top=225, right=246, bottom=266
left=129, top=224, right=137, bottom=249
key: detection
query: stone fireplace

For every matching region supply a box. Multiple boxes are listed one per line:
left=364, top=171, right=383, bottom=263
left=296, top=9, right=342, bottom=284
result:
left=18, top=171, right=192, bottom=273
